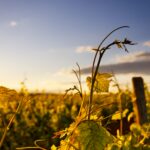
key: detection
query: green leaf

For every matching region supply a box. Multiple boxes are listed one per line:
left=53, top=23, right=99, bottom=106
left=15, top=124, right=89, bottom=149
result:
left=130, top=123, right=142, bottom=136
left=73, top=120, right=115, bottom=150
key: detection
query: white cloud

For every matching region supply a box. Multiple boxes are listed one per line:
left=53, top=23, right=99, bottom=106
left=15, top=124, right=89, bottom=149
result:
left=31, top=68, right=75, bottom=92
left=116, top=51, right=150, bottom=63
left=81, top=51, right=150, bottom=75
left=37, top=68, right=89, bottom=92
left=53, top=68, right=72, bottom=76
left=75, top=45, right=93, bottom=53
left=9, top=21, right=18, bottom=27
left=143, top=41, right=150, bottom=47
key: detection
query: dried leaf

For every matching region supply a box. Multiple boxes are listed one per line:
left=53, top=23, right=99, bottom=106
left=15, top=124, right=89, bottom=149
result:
left=115, top=40, right=122, bottom=48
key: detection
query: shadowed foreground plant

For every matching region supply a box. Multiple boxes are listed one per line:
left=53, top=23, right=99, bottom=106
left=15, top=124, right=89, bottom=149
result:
left=50, top=26, right=137, bottom=150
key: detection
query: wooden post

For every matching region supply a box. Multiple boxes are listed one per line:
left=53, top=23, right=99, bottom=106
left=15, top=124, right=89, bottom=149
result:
left=132, top=77, right=148, bottom=125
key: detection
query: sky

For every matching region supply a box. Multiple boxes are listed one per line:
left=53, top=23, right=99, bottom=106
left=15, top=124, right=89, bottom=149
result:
left=0, top=0, right=150, bottom=92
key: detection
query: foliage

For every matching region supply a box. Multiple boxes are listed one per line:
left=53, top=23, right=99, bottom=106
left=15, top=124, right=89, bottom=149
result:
left=86, top=73, right=112, bottom=93
left=58, top=120, right=115, bottom=150
left=0, top=86, right=149, bottom=149
left=0, top=92, right=81, bottom=149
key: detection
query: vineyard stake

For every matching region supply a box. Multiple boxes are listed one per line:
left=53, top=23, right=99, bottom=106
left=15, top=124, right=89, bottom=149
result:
left=132, top=77, right=148, bottom=125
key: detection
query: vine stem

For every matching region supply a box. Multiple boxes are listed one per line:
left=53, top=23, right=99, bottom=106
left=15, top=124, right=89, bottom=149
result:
left=88, top=26, right=129, bottom=120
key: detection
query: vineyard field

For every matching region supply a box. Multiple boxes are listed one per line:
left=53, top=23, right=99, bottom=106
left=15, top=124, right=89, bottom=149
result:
left=0, top=86, right=149, bottom=149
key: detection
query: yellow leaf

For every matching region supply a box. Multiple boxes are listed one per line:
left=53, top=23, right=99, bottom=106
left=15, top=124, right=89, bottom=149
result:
left=86, top=73, right=112, bottom=93
left=112, top=109, right=129, bottom=120
left=51, top=144, right=57, bottom=150
left=127, top=112, right=134, bottom=122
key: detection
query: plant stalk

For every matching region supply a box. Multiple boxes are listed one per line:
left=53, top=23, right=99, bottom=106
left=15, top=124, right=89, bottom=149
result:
left=88, top=26, right=130, bottom=120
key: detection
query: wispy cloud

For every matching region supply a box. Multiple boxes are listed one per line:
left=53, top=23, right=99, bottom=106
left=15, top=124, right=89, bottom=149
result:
left=143, top=41, right=150, bottom=47
left=9, top=21, right=18, bottom=27
left=81, top=51, right=150, bottom=75
left=37, top=68, right=74, bottom=92
left=54, top=67, right=73, bottom=76
left=116, top=51, right=150, bottom=63
left=75, top=45, right=93, bottom=53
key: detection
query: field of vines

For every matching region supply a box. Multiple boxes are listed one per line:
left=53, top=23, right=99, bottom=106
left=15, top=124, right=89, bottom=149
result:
left=0, top=84, right=149, bottom=150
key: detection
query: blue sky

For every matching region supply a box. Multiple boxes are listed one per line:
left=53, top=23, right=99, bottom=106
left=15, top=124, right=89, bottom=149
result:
left=0, top=0, right=150, bottom=92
